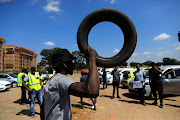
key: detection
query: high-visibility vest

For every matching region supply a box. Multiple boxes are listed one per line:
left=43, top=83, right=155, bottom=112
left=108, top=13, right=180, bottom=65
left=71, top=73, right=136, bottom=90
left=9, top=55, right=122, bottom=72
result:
left=28, top=72, right=41, bottom=91
left=41, top=74, right=44, bottom=85
left=17, top=73, right=27, bottom=86
left=48, top=74, right=54, bottom=80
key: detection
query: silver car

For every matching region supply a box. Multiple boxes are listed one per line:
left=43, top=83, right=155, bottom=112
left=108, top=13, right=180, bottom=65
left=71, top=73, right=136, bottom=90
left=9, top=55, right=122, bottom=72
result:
left=0, top=73, right=18, bottom=87
left=128, top=65, right=180, bottom=99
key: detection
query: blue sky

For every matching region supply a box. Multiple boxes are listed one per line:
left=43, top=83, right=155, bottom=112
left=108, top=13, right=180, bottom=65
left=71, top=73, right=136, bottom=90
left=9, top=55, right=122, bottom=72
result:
left=0, top=0, right=180, bottom=64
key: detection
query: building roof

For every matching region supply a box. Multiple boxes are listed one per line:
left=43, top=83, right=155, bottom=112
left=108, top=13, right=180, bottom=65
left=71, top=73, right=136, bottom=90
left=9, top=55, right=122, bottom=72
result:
left=3, top=45, right=37, bottom=55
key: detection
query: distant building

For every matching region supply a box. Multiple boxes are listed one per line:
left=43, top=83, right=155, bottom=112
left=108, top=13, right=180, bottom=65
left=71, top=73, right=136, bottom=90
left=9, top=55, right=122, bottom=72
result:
left=0, top=37, right=37, bottom=72
left=0, top=37, right=3, bottom=72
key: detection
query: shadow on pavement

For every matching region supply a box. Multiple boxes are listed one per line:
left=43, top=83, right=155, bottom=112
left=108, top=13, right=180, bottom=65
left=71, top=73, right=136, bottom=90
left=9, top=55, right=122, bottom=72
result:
left=165, top=104, right=180, bottom=108
left=13, top=99, right=21, bottom=104
left=0, top=89, right=10, bottom=92
left=122, top=93, right=139, bottom=100
left=119, top=99, right=139, bottom=104
left=72, top=102, right=94, bottom=110
left=16, top=109, right=40, bottom=117
left=99, top=95, right=112, bottom=98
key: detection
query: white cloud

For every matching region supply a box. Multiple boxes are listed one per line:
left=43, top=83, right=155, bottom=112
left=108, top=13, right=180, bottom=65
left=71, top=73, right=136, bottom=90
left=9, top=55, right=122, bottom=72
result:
left=113, top=49, right=120, bottom=53
left=153, top=33, right=171, bottom=40
left=44, top=1, right=61, bottom=12
left=44, top=41, right=55, bottom=46
left=155, top=51, right=171, bottom=56
left=132, top=53, right=139, bottom=56
left=49, top=16, right=56, bottom=19
left=110, top=0, right=115, bottom=4
left=175, top=44, right=180, bottom=50
left=144, top=52, right=151, bottom=55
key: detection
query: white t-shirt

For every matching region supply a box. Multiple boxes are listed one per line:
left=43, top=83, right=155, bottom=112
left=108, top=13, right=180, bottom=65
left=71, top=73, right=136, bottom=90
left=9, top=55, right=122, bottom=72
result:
left=43, top=73, right=76, bottom=120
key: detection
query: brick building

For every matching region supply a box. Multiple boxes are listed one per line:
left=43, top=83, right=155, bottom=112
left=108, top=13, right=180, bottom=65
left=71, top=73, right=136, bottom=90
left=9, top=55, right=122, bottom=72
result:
left=0, top=37, right=37, bottom=72
left=0, top=37, right=3, bottom=72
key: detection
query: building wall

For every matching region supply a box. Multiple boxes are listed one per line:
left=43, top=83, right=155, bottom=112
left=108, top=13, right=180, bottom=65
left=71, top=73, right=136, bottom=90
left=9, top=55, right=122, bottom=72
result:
left=0, top=37, right=3, bottom=72
left=2, top=45, right=37, bottom=72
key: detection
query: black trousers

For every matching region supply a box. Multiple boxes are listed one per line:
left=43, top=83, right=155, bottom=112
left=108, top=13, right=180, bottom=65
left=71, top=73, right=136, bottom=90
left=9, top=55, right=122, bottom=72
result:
left=21, top=86, right=27, bottom=103
left=80, top=97, right=96, bottom=109
left=137, top=87, right=145, bottom=104
left=103, top=78, right=107, bottom=89
left=112, top=81, right=120, bottom=97
left=150, top=82, right=163, bottom=104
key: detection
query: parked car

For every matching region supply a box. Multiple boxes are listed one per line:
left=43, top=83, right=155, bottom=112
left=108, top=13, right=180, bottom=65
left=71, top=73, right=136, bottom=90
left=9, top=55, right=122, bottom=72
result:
left=121, top=69, right=136, bottom=87
left=0, top=80, right=11, bottom=91
left=0, top=73, right=18, bottom=87
left=106, top=69, right=130, bottom=84
left=129, top=65, right=180, bottom=99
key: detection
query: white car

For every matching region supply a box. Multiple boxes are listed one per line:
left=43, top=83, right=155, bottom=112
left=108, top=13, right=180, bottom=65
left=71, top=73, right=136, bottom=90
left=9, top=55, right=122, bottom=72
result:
left=129, top=65, right=180, bottom=99
left=107, top=69, right=128, bottom=84
left=0, top=73, right=18, bottom=87
left=0, top=80, right=11, bottom=91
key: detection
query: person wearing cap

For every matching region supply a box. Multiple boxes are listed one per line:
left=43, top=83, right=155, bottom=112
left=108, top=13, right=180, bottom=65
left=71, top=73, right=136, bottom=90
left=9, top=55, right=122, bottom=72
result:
left=79, top=69, right=97, bottom=110
left=41, top=46, right=99, bottom=120
left=149, top=62, right=163, bottom=108
left=17, top=68, right=29, bottom=104
left=23, top=67, right=43, bottom=117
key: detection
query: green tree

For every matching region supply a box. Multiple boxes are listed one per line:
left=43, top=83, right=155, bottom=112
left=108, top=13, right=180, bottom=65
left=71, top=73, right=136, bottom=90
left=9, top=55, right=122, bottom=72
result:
left=39, top=47, right=61, bottom=68
left=72, top=51, right=88, bottom=70
left=143, top=61, right=153, bottom=66
left=162, top=57, right=180, bottom=65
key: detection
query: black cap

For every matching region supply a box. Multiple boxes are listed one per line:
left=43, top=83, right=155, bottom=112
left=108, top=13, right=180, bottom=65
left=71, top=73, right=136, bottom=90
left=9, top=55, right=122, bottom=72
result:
left=31, top=67, right=36, bottom=71
left=52, top=49, right=75, bottom=68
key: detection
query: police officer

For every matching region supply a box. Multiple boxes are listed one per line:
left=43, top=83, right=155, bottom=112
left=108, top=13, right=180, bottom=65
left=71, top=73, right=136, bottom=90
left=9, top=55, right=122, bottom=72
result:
left=17, top=68, right=28, bottom=104
left=149, top=62, right=163, bottom=108
left=23, top=67, right=42, bottom=117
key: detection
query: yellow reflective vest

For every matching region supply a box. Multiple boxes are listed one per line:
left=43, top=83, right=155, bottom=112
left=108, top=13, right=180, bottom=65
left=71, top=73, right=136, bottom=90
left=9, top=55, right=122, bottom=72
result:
left=41, top=74, right=44, bottom=86
left=27, top=72, right=41, bottom=91
left=48, top=74, right=54, bottom=80
left=17, top=73, right=27, bottom=86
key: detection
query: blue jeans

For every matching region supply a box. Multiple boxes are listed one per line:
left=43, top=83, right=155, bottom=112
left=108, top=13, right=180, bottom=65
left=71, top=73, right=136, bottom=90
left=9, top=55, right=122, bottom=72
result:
left=30, top=90, right=42, bottom=114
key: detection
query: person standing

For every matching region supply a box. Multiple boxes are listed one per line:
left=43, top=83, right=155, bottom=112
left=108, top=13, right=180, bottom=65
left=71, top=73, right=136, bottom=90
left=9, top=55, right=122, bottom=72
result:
left=41, top=46, right=99, bottom=120
left=102, top=68, right=107, bottom=89
left=17, top=68, right=28, bottom=104
left=79, top=69, right=97, bottom=110
left=98, top=69, right=102, bottom=84
left=111, top=67, right=121, bottom=99
left=23, top=67, right=43, bottom=117
left=134, top=64, right=146, bottom=106
left=149, top=62, right=163, bottom=108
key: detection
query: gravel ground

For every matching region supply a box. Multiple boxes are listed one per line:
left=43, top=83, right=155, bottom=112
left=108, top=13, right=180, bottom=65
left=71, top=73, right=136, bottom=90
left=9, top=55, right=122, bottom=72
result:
left=0, top=73, right=180, bottom=120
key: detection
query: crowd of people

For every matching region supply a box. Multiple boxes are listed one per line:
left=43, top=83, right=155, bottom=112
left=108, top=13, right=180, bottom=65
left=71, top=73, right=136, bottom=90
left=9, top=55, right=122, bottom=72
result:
left=17, top=46, right=164, bottom=120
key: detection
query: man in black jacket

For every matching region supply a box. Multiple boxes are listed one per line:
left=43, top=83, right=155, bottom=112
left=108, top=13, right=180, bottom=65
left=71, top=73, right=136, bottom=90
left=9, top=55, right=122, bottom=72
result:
left=149, top=62, right=163, bottom=108
left=111, top=66, right=120, bottom=99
